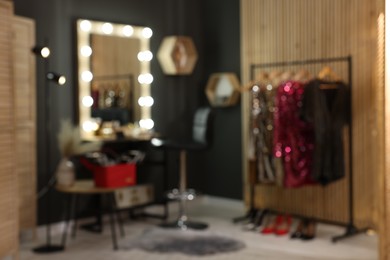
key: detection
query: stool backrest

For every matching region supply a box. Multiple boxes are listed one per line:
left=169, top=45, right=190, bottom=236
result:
left=192, top=107, right=213, bottom=145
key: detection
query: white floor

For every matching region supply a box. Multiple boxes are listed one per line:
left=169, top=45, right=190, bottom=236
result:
left=20, top=196, right=378, bottom=260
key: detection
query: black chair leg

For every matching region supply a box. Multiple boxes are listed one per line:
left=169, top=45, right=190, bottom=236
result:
left=71, top=194, right=79, bottom=239
left=61, top=194, right=73, bottom=248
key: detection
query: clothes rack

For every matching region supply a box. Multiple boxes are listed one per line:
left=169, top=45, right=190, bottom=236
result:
left=240, top=56, right=369, bottom=242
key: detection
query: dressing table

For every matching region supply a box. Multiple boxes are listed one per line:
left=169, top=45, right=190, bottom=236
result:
left=64, top=19, right=169, bottom=244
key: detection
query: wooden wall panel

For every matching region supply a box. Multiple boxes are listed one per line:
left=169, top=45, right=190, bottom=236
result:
left=0, top=1, right=18, bottom=259
left=13, top=15, right=37, bottom=234
left=241, top=0, right=381, bottom=229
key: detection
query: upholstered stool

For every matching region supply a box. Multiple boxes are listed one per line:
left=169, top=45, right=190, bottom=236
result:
left=151, top=107, right=213, bottom=230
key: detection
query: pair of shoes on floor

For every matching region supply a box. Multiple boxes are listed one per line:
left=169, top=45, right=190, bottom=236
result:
left=290, top=219, right=316, bottom=241
left=261, top=214, right=292, bottom=236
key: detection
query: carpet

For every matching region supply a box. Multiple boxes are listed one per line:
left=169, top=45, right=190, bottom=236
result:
left=120, top=227, right=246, bottom=256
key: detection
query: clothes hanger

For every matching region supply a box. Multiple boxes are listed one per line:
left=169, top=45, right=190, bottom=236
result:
left=317, top=66, right=341, bottom=81
left=255, top=71, right=270, bottom=84
left=268, top=70, right=282, bottom=87
left=272, top=70, right=295, bottom=86
left=292, top=69, right=313, bottom=83
left=242, top=71, right=270, bottom=92
left=317, top=66, right=340, bottom=89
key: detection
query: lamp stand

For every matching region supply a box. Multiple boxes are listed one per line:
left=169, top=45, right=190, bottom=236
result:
left=33, top=48, right=64, bottom=253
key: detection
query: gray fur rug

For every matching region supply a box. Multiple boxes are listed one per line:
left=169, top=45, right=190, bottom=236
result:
left=120, top=227, right=246, bottom=256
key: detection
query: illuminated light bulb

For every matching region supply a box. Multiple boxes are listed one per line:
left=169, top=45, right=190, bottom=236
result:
left=151, top=138, right=163, bottom=146
left=137, top=51, right=153, bottom=61
left=138, top=73, right=153, bottom=84
left=142, top=27, right=153, bottom=38
left=139, top=119, right=154, bottom=130
left=102, top=23, right=113, bottom=34
left=123, top=25, right=134, bottom=37
left=82, top=96, right=94, bottom=107
left=143, top=96, right=154, bottom=107
left=41, top=47, right=50, bottom=58
left=137, top=74, right=144, bottom=84
left=81, top=46, right=92, bottom=57
left=58, top=76, right=67, bottom=85
left=47, top=72, right=66, bottom=85
left=83, top=121, right=99, bottom=132
left=82, top=71, right=93, bottom=82
left=138, top=96, right=154, bottom=107
left=80, top=20, right=92, bottom=32
left=138, top=97, right=145, bottom=106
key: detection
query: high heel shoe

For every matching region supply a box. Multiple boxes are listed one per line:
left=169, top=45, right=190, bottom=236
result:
left=274, top=215, right=292, bottom=236
left=261, top=214, right=284, bottom=234
left=290, top=219, right=308, bottom=239
left=300, top=220, right=317, bottom=241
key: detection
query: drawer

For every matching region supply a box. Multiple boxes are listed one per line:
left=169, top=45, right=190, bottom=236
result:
left=114, top=184, right=154, bottom=209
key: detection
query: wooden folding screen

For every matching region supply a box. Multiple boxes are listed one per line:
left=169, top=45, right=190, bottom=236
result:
left=13, top=15, right=37, bottom=236
left=0, top=0, right=18, bottom=259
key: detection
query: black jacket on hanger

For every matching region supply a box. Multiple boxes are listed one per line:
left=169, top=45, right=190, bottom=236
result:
left=301, top=79, right=350, bottom=185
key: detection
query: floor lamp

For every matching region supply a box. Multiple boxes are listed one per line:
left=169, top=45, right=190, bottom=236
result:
left=31, top=44, right=67, bottom=253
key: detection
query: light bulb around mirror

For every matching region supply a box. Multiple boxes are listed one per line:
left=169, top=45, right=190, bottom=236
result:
left=81, top=46, right=92, bottom=57
left=123, top=25, right=134, bottom=37
left=138, top=96, right=154, bottom=107
left=81, top=71, right=93, bottom=82
left=82, top=96, right=94, bottom=107
left=102, top=23, right=114, bottom=34
left=137, top=51, right=153, bottom=62
left=139, top=119, right=154, bottom=130
left=142, top=27, right=153, bottom=39
left=80, top=20, right=92, bottom=32
left=138, top=73, right=153, bottom=84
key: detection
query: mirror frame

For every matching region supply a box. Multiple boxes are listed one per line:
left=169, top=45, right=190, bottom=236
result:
left=76, top=19, right=154, bottom=140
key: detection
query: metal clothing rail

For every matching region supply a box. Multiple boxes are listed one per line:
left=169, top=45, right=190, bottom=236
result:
left=244, top=56, right=368, bottom=242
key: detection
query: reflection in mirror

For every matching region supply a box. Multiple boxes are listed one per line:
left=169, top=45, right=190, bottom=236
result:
left=77, top=19, right=154, bottom=140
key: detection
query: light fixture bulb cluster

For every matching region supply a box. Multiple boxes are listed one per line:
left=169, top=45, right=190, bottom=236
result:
left=32, top=45, right=67, bottom=86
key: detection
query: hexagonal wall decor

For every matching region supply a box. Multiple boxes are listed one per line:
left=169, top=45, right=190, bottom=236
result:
left=157, top=36, right=198, bottom=75
left=205, top=73, right=241, bottom=107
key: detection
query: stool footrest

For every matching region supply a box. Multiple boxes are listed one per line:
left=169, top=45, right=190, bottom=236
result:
left=166, top=188, right=198, bottom=201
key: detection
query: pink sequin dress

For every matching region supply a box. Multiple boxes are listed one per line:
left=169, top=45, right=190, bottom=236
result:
left=273, top=81, right=316, bottom=188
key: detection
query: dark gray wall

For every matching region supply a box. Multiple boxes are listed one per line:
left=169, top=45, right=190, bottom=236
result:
left=14, top=0, right=241, bottom=224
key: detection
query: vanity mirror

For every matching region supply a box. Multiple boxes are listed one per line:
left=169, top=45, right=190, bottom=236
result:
left=77, top=19, right=154, bottom=140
